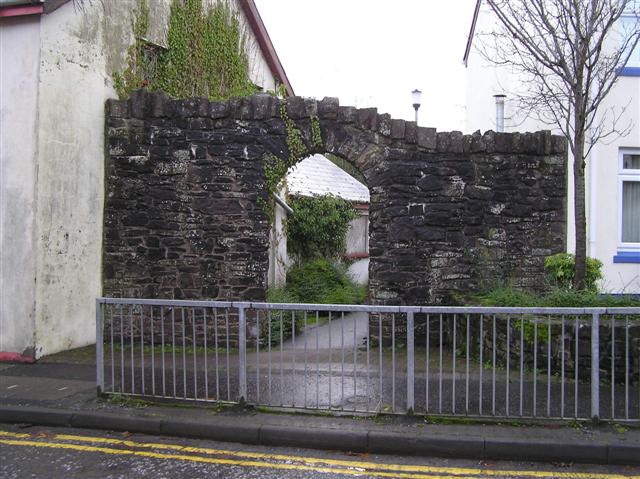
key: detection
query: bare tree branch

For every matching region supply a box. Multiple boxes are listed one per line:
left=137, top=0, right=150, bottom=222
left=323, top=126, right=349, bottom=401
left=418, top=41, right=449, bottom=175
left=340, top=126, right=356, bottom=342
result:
left=476, top=0, right=640, bottom=289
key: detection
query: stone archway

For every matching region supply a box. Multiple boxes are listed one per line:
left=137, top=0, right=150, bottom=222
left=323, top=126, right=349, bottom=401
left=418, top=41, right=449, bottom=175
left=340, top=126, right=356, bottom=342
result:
left=104, top=90, right=567, bottom=305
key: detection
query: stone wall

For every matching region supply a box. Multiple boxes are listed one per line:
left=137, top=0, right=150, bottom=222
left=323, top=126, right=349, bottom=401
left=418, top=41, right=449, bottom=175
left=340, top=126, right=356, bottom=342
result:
left=104, top=90, right=567, bottom=306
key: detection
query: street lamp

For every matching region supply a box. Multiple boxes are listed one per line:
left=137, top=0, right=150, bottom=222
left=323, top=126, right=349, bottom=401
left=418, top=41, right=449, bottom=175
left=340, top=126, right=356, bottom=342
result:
left=412, top=89, right=422, bottom=125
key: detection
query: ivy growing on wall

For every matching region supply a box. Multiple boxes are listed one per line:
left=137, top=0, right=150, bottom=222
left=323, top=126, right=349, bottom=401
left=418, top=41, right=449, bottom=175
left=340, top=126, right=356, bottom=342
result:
left=114, top=0, right=257, bottom=100
left=261, top=103, right=325, bottom=223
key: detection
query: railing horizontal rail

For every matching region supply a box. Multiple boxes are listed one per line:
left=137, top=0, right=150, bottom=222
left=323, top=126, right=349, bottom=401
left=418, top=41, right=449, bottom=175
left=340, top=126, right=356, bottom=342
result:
left=96, top=298, right=640, bottom=315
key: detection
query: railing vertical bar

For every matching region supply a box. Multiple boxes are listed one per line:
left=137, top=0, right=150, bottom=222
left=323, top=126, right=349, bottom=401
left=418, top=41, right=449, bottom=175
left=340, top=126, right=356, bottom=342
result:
left=130, top=306, right=135, bottom=394
left=225, top=309, right=230, bottom=402
left=575, top=316, right=579, bottom=418
left=591, top=312, right=600, bottom=422
left=292, top=311, right=296, bottom=407
left=379, top=314, right=383, bottom=413
left=439, top=313, right=443, bottom=414
left=392, top=313, right=396, bottom=413
left=353, top=311, right=358, bottom=412
left=328, top=311, right=332, bottom=409
left=280, top=310, right=284, bottom=407
left=452, top=314, right=457, bottom=414
left=203, top=308, right=208, bottom=400
left=303, top=311, right=308, bottom=408
left=611, top=315, right=615, bottom=420
left=519, top=316, right=523, bottom=417
left=341, top=310, right=345, bottom=411
left=238, top=306, right=247, bottom=403
left=110, top=306, right=115, bottom=393
left=278, top=310, right=284, bottom=406
left=268, top=310, right=272, bottom=404
left=96, top=301, right=104, bottom=395
left=547, top=315, right=551, bottom=418
left=479, top=314, right=483, bottom=416
left=426, top=314, right=430, bottom=414
left=533, top=317, right=537, bottom=417
left=161, top=306, right=166, bottom=397
left=316, top=311, right=320, bottom=408
left=140, top=306, right=145, bottom=395
left=256, top=310, right=260, bottom=404
left=506, top=315, right=510, bottom=417
left=214, top=309, right=220, bottom=400
left=192, top=308, right=197, bottom=399
left=406, top=311, right=415, bottom=414
left=625, top=315, right=629, bottom=420
left=120, top=305, right=125, bottom=393
left=366, top=315, right=371, bottom=413
left=491, top=314, right=496, bottom=416
left=171, top=308, right=176, bottom=398
left=466, top=314, right=470, bottom=415
left=182, top=308, right=187, bottom=399
left=561, top=315, right=565, bottom=419
left=150, top=306, right=155, bottom=397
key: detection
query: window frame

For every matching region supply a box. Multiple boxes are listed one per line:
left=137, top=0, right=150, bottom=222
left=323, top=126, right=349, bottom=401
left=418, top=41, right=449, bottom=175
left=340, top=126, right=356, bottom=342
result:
left=619, top=10, right=640, bottom=76
left=616, top=149, right=640, bottom=262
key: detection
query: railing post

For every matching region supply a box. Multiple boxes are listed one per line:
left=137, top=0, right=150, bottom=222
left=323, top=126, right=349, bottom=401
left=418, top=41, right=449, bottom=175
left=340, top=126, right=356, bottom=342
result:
left=591, top=312, right=600, bottom=423
left=407, top=311, right=415, bottom=414
left=238, top=305, right=247, bottom=404
left=95, top=299, right=104, bottom=396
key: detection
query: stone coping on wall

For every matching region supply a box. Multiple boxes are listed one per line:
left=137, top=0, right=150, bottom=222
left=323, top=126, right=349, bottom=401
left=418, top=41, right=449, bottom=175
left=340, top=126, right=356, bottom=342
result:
left=107, top=90, right=567, bottom=157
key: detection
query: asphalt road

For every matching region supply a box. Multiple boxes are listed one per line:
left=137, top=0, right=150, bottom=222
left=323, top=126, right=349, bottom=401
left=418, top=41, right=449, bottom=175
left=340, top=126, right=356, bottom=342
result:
left=1, top=424, right=638, bottom=479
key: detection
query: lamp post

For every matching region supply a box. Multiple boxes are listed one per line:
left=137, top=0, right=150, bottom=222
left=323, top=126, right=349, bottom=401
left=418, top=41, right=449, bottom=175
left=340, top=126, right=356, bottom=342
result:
left=412, top=89, right=422, bottom=125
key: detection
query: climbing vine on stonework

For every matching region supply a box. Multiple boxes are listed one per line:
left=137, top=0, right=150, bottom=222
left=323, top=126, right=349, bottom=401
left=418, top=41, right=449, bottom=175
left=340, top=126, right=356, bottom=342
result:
left=113, top=0, right=151, bottom=99
left=114, top=0, right=257, bottom=100
left=260, top=103, right=319, bottom=223
left=311, top=115, right=323, bottom=149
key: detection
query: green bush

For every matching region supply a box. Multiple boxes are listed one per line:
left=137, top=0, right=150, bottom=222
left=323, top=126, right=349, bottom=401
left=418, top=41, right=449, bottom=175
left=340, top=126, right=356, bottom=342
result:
left=262, top=259, right=367, bottom=346
left=286, top=196, right=357, bottom=259
left=286, top=259, right=366, bottom=305
left=544, top=253, right=603, bottom=291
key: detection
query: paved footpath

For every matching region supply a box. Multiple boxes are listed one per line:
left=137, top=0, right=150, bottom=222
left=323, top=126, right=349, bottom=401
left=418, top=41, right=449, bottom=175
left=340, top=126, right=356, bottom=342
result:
left=1, top=346, right=640, bottom=468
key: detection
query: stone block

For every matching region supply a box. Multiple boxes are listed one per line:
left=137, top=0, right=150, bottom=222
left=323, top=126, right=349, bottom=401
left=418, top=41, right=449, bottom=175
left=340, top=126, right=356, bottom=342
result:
left=318, top=97, right=339, bottom=119
left=390, top=119, right=405, bottom=139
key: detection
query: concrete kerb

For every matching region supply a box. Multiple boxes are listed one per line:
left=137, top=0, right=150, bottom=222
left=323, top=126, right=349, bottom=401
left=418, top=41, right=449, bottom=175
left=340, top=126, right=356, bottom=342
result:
left=0, top=405, right=637, bottom=466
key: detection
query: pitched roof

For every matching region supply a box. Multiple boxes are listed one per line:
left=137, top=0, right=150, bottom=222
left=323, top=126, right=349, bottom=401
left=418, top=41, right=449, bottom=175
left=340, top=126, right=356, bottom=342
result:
left=463, top=0, right=483, bottom=67
left=286, top=154, right=370, bottom=204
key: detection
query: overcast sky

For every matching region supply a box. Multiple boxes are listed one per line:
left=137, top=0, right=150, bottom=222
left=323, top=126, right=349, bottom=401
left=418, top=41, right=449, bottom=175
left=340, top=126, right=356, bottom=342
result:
left=254, top=0, right=476, bottom=132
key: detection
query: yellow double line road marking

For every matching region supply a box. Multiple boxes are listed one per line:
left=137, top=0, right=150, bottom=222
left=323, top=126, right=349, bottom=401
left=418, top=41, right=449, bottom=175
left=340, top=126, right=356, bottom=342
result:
left=0, top=430, right=637, bottom=479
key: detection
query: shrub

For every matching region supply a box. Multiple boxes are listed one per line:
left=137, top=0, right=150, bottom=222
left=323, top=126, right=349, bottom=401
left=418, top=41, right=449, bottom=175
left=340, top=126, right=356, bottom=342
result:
left=544, top=253, right=603, bottom=291
left=262, top=259, right=367, bottom=346
left=286, top=259, right=366, bottom=305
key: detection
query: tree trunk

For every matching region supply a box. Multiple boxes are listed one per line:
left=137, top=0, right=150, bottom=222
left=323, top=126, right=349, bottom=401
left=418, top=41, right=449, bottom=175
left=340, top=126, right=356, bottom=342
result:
left=573, top=131, right=587, bottom=290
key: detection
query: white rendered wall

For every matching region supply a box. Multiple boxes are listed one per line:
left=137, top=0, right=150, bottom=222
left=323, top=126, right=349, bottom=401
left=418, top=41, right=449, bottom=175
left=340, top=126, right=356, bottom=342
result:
left=0, top=15, right=41, bottom=356
left=4, top=0, right=281, bottom=358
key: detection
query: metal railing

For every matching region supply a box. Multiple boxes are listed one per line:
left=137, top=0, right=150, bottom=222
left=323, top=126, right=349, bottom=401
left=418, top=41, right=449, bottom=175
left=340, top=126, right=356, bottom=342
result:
left=96, top=298, right=640, bottom=422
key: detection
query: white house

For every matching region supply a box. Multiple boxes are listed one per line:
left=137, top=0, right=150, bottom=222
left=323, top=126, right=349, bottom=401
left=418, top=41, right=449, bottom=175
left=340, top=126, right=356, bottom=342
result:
left=268, top=154, right=370, bottom=288
left=464, top=0, right=640, bottom=294
left=0, top=0, right=293, bottom=361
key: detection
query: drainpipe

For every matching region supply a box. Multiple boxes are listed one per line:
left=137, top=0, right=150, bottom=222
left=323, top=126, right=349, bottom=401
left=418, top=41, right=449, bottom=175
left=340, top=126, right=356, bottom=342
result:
left=273, top=193, right=293, bottom=215
left=494, top=94, right=506, bottom=132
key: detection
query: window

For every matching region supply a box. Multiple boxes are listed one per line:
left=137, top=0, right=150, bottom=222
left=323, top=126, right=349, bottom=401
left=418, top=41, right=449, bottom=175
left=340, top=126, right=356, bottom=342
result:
left=614, top=149, right=640, bottom=263
left=619, top=13, right=640, bottom=75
